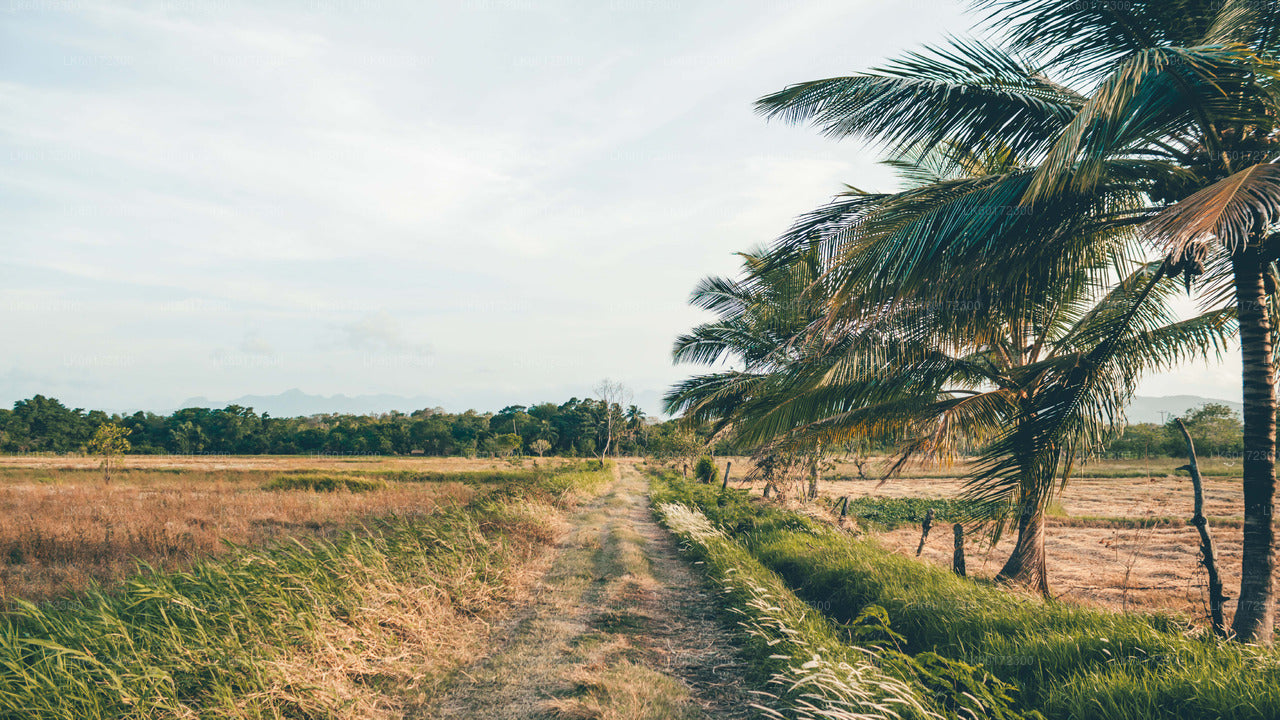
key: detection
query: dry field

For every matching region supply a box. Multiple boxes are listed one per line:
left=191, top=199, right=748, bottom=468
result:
left=0, top=455, right=548, bottom=603
left=709, top=455, right=1267, bottom=627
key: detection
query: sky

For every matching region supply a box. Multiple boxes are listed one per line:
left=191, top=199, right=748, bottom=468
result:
left=0, top=0, right=1244, bottom=416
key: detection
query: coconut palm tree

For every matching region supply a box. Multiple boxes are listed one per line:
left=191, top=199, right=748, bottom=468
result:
left=669, top=223, right=1233, bottom=594
left=756, top=0, right=1280, bottom=642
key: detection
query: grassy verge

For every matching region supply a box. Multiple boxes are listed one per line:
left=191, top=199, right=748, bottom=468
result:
left=649, top=468, right=1280, bottom=720
left=0, top=463, right=609, bottom=719
left=652, top=477, right=1031, bottom=720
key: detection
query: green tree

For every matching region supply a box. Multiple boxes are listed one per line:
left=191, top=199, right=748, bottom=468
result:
left=1173, top=403, right=1244, bottom=458
left=87, top=423, right=131, bottom=483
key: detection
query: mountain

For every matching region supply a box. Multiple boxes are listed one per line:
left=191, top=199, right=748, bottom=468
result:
left=1125, top=395, right=1243, bottom=424
left=175, top=388, right=441, bottom=417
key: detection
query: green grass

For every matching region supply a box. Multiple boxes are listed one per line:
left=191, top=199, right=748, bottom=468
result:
left=837, top=496, right=986, bottom=529
left=0, top=463, right=611, bottom=719
left=262, top=472, right=388, bottom=492
left=647, top=468, right=1280, bottom=720
left=652, top=476, right=1032, bottom=720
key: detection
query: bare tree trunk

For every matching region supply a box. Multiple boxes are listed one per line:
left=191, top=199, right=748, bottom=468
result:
left=1176, top=418, right=1227, bottom=636
left=997, top=500, right=1049, bottom=598
left=952, top=524, right=966, bottom=577
left=721, top=461, right=731, bottom=491
left=1232, top=248, right=1276, bottom=644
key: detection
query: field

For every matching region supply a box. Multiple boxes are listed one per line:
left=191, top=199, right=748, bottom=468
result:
left=0, top=455, right=624, bottom=718
left=711, top=454, right=1262, bottom=626
left=0, top=454, right=577, bottom=603
left=3, top=453, right=1277, bottom=719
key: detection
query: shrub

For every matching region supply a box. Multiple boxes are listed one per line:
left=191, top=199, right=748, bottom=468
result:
left=693, top=455, right=719, bottom=484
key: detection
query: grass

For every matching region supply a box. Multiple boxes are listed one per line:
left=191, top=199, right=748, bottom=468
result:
left=648, top=467, right=1280, bottom=720
left=652, top=497, right=1028, bottom=720
left=837, top=496, right=985, bottom=529
left=262, top=473, right=388, bottom=492
left=0, top=462, right=612, bottom=719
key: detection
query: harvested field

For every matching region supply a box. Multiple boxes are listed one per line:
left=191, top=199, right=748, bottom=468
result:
left=694, top=455, right=1268, bottom=626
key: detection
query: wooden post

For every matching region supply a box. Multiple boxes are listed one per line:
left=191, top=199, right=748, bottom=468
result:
left=952, top=524, right=966, bottom=577
left=763, top=483, right=773, bottom=499
left=1175, top=419, right=1227, bottom=636
left=721, top=461, right=731, bottom=491
left=682, top=462, right=687, bottom=478
left=839, top=496, right=850, bottom=519
left=916, top=508, right=935, bottom=557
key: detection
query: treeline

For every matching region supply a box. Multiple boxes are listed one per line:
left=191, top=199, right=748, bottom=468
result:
left=0, top=395, right=719, bottom=458
left=1103, top=403, right=1243, bottom=459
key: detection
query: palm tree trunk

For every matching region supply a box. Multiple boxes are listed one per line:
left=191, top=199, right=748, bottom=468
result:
left=997, top=496, right=1049, bottom=598
left=1231, top=247, right=1276, bottom=644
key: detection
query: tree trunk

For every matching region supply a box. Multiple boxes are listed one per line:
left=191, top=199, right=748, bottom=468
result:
left=1175, top=418, right=1226, bottom=636
left=997, top=500, right=1049, bottom=598
left=952, top=524, right=966, bottom=577
left=1232, top=248, right=1276, bottom=644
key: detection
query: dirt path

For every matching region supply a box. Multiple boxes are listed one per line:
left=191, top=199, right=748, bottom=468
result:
left=420, top=462, right=754, bottom=719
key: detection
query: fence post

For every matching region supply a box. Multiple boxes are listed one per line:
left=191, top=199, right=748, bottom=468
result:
left=916, top=508, right=935, bottom=556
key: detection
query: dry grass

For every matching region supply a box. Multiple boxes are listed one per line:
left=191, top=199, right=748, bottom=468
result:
left=0, top=457, right=510, bottom=603
left=707, top=455, right=1269, bottom=627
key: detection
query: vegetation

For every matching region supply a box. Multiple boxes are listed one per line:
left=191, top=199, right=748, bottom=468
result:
left=692, top=455, right=718, bottom=484
left=841, top=497, right=984, bottom=530
left=667, top=242, right=1230, bottom=595
left=653, top=481, right=1029, bottom=720
left=1106, top=403, right=1244, bottom=459
left=0, top=462, right=610, bottom=718
left=261, top=473, right=388, bottom=492
left=661, top=0, right=1280, bottom=640
left=652, top=469, right=1280, bottom=719
left=86, top=422, right=130, bottom=483
left=0, top=394, right=714, bottom=458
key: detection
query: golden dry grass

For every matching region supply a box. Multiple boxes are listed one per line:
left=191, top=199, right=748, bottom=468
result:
left=0, top=456, right=516, bottom=603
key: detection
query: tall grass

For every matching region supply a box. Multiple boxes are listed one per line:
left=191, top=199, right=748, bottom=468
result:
left=649, top=468, right=1280, bottom=720
left=0, top=463, right=610, bottom=719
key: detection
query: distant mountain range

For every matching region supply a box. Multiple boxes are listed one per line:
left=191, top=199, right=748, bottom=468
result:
left=169, top=389, right=1241, bottom=423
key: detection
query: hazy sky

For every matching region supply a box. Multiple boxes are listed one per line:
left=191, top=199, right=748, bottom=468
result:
left=1, top=0, right=1243, bottom=415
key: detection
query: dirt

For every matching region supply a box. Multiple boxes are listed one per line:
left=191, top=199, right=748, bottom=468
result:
left=419, top=462, right=753, bottom=719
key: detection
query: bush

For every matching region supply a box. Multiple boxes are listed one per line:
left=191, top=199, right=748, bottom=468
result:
left=693, top=455, right=719, bottom=484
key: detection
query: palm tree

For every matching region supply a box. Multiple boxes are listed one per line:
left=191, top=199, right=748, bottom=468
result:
left=669, top=227, right=1232, bottom=594
left=756, top=0, right=1280, bottom=642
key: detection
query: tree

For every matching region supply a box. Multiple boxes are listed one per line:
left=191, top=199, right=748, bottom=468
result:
left=530, top=438, right=552, bottom=457
left=1171, top=403, right=1244, bottom=458
left=593, top=379, right=631, bottom=460
left=756, top=1, right=1280, bottom=641
left=87, top=423, right=131, bottom=483
left=668, top=206, right=1232, bottom=595
left=483, top=433, right=521, bottom=458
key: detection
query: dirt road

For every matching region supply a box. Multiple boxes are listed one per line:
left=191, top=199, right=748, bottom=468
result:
left=421, top=462, right=754, bottom=719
